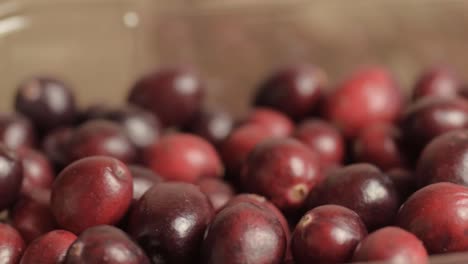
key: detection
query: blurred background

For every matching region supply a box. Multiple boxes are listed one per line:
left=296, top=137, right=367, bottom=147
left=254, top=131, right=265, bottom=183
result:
left=1, top=0, right=468, bottom=116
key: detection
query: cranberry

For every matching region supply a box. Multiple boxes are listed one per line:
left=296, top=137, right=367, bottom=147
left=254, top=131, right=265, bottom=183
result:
left=323, top=67, right=403, bottom=138
left=129, top=165, right=163, bottom=203
left=76, top=103, right=112, bottom=124
left=20, top=230, right=76, bottom=264
left=129, top=182, right=213, bottom=264
left=397, top=182, right=468, bottom=254
left=65, top=225, right=150, bottom=264
left=201, top=202, right=286, bottom=264
left=143, top=133, right=223, bottom=183
left=51, top=156, right=133, bottom=234
left=293, top=119, right=345, bottom=168
left=353, top=123, right=406, bottom=170
left=197, top=178, right=235, bottom=212
left=17, top=148, right=54, bottom=195
left=184, top=110, right=234, bottom=146
left=68, top=120, right=137, bottom=163
left=291, top=205, right=367, bottom=264
left=15, top=77, right=76, bottom=132
left=412, top=66, right=461, bottom=101
left=306, top=163, right=399, bottom=230
left=41, top=127, right=73, bottom=170
left=253, top=64, right=325, bottom=120
left=0, top=145, right=23, bottom=210
left=352, top=226, right=428, bottom=264
left=241, top=138, right=323, bottom=212
left=242, top=108, right=294, bottom=138
left=128, top=68, right=204, bottom=127
left=0, top=113, right=36, bottom=150
left=0, top=224, right=25, bottom=264
left=386, top=168, right=416, bottom=202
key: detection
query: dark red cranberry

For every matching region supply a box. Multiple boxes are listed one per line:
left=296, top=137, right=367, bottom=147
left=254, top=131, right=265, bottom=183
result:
left=353, top=123, right=406, bottom=170
left=15, top=77, right=76, bottom=132
left=323, top=67, right=403, bottom=138
left=41, top=127, right=73, bottom=170
left=352, top=226, right=428, bottom=264
left=253, top=64, right=325, bottom=120
left=416, top=130, right=468, bottom=187
left=129, top=182, right=213, bottom=264
left=65, top=225, right=150, bottom=264
left=241, top=138, right=323, bottom=212
left=0, top=113, right=36, bottom=150
left=293, top=119, right=345, bottom=168
left=143, top=133, right=223, bottom=183
left=0, top=224, right=25, bottom=264
left=412, top=66, right=461, bottom=101
left=68, top=120, right=137, bottom=163
left=397, top=182, right=468, bottom=254
left=0, top=145, right=23, bottom=210
left=197, top=178, right=235, bottom=212
left=17, top=148, right=54, bottom=195
left=386, top=168, right=416, bottom=202
left=20, top=230, right=76, bottom=264
left=242, top=108, right=294, bottom=138
left=128, top=68, right=204, bottom=127
left=201, top=202, right=286, bottom=264
left=401, top=96, right=468, bottom=157
left=291, top=205, right=367, bottom=264
left=51, top=156, right=133, bottom=234
left=129, top=165, right=163, bottom=202
left=184, top=109, right=234, bottom=146
left=306, top=163, right=399, bottom=230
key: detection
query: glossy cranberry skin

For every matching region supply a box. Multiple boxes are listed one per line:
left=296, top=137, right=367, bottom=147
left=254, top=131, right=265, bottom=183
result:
left=129, top=165, right=163, bottom=202
left=41, top=127, right=73, bottom=170
left=291, top=205, right=367, bottom=264
left=0, top=145, right=23, bottom=210
left=51, top=156, right=133, bottom=234
left=413, top=66, right=461, bottom=101
left=128, top=68, right=204, bottom=127
left=253, top=64, right=325, bottom=120
left=293, top=119, right=345, bottom=168
left=352, top=226, right=428, bottom=264
left=197, top=178, right=235, bottom=212
left=0, top=113, right=36, bottom=150
left=353, top=123, right=406, bottom=170
left=0, top=224, right=25, bottom=264
left=15, top=77, right=76, bottom=132
left=397, top=182, right=468, bottom=254
left=20, top=230, right=76, bottom=264
left=241, top=138, right=323, bottom=212
left=323, top=67, right=403, bottom=138
left=387, top=168, right=416, bottom=202
left=184, top=110, right=234, bottom=146
left=17, top=148, right=54, bottom=195
left=306, top=163, right=399, bottom=230
left=144, top=133, right=223, bottom=183
left=242, top=108, right=294, bottom=138
left=68, top=120, right=137, bottom=163
left=129, top=182, right=213, bottom=264
left=65, top=225, right=150, bottom=264
left=202, top=202, right=286, bottom=264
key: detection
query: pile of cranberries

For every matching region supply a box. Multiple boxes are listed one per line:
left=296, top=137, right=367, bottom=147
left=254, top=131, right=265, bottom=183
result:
left=1, top=64, right=468, bottom=264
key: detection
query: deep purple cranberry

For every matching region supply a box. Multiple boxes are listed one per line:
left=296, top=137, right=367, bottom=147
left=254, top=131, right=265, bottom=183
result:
left=412, top=66, right=461, bottom=101
left=20, top=230, right=77, bottom=264
left=129, top=165, right=163, bottom=203
left=0, top=224, right=25, bottom=264
left=242, top=108, right=294, bottom=138
left=197, top=178, right=235, bottom=212
left=0, top=113, right=36, bottom=150
left=16, top=148, right=54, bottom=195
left=0, top=145, right=23, bottom=210
left=41, top=127, right=73, bottom=170
left=184, top=109, right=234, bottom=146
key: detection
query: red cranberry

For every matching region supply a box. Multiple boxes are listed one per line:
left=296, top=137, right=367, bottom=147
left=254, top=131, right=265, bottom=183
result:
left=17, top=148, right=54, bottom=195
left=201, top=202, right=286, bottom=264
left=242, top=108, right=294, bottom=138
left=291, top=205, right=367, bottom=264
left=0, top=145, right=23, bottom=210
left=143, top=133, right=223, bottom=183
left=0, top=224, right=25, bottom=264
left=0, top=113, right=36, bottom=150
left=293, top=119, right=345, bottom=168
left=306, top=163, right=399, bottom=230
left=352, top=226, right=428, bottom=264
left=353, top=123, right=406, bottom=170
left=253, top=64, right=325, bottom=120
left=128, top=68, right=204, bottom=127
left=184, top=109, right=234, bottom=146
left=68, top=120, right=137, bottom=163
left=65, top=225, right=150, bottom=264
left=129, top=165, right=163, bottom=202
left=20, top=230, right=76, bottom=264
left=129, top=182, right=213, bottom=264
left=413, top=66, right=461, bottom=101
left=15, top=77, right=76, bottom=132
left=51, top=156, right=133, bottom=234
left=197, top=178, right=235, bottom=212
left=241, top=138, right=323, bottom=212
left=386, top=168, right=416, bottom=202
left=41, top=127, right=73, bottom=170
left=397, top=182, right=468, bottom=254
left=323, top=67, right=403, bottom=138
